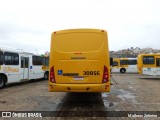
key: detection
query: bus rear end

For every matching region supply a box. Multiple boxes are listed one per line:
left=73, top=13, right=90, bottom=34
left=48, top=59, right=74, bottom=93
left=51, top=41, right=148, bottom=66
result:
left=49, top=29, right=110, bottom=92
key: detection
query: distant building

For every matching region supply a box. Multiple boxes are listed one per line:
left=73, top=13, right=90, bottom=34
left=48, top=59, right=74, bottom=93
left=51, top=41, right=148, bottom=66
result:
left=110, top=47, right=160, bottom=58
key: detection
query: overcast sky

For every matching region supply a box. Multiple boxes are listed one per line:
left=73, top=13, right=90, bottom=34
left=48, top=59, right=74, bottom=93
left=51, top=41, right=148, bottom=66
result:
left=0, top=0, right=160, bottom=54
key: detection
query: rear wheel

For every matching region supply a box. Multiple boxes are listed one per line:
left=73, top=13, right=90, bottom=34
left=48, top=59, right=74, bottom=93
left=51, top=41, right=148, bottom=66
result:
left=120, top=68, right=126, bottom=73
left=44, top=72, right=49, bottom=80
left=0, top=76, right=6, bottom=89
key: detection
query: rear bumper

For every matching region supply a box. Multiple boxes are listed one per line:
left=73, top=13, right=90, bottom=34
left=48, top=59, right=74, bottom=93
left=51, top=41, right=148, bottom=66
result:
left=49, top=83, right=110, bottom=92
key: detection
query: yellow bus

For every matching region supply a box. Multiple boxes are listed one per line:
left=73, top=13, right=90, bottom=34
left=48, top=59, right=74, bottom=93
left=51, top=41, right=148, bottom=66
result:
left=112, top=58, right=137, bottom=73
left=138, top=54, right=160, bottom=76
left=49, top=29, right=111, bottom=92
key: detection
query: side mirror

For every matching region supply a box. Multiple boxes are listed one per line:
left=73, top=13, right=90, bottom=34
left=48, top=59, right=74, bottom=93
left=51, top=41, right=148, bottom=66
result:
left=110, top=58, right=113, bottom=66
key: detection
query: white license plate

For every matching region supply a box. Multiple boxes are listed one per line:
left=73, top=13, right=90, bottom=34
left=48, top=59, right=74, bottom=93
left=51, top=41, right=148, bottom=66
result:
left=73, top=77, right=84, bottom=80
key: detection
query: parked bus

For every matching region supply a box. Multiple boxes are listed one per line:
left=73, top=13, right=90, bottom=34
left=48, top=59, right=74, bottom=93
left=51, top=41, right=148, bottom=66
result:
left=112, top=58, right=138, bottom=73
left=138, top=54, right=160, bottom=76
left=42, top=55, right=49, bottom=80
left=49, top=29, right=111, bottom=92
left=0, top=48, right=45, bottom=88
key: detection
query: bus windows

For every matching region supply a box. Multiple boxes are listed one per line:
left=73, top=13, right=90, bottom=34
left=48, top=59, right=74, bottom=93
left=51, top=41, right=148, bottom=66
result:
left=143, top=56, right=154, bottom=64
left=110, top=58, right=113, bottom=66
left=4, top=52, right=19, bottom=65
left=120, top=60, right=128, bottom=65
left=42, top=57, right=49, bottom=66
left=156, top=58, right=160, bottom=67
left=128, top=60, right=137, bottom=65
left=0, top=52, right=3, bottom=65
left=120, top=59, right=137, bottom=65
left=32, top=56, right=42, bottom=65
left=113, top=61, right=118, bottom=66
left=21, top=57, right=29, bottom=68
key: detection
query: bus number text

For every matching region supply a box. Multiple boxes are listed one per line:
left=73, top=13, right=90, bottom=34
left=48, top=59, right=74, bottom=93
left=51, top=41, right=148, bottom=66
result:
left=83, top=71, right=100, bottom=75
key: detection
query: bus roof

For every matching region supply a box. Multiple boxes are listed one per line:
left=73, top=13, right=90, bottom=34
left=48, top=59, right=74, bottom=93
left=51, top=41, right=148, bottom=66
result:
left=0, top=48, right=42, bottom=56
left=52, top=29, right=106, bottom=35
left=113, top=58, right=137, bottom=60
left=138, top=54, right=160, bottom=57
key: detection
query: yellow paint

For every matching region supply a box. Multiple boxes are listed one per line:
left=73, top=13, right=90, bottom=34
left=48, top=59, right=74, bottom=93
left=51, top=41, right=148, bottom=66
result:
left=42, top=65, right=49, bottom=71
left=49, top=29, right=110, bottom=92
left=3, top=67, right=19, bottom=72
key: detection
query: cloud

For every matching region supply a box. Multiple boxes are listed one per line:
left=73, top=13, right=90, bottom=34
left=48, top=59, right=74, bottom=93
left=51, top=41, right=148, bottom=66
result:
left=0, top=22, right=50, bottom=54
left=0, top=0, right=160, bottom=53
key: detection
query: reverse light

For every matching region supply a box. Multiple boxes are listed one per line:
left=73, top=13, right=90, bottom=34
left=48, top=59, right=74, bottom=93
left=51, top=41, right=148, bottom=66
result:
left=102, top=65, right=108, bottom=83
left=50, top=66, right=56, bottom=83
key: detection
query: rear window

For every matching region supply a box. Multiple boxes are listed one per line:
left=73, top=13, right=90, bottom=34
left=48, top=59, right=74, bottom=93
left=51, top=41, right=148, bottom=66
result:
left=54, top=33, right=104, bottom=52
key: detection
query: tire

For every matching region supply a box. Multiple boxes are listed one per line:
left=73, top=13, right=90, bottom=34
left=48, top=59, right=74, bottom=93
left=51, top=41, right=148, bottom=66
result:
left=120, top=68, right=126, bottom=73
left=0, top=76, right=6, bottom=89
left=44, top=72, right=49, bottom=80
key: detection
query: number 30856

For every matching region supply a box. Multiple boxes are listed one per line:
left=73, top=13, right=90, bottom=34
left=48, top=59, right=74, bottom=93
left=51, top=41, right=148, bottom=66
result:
left=83, top=71, right=100, bottom=75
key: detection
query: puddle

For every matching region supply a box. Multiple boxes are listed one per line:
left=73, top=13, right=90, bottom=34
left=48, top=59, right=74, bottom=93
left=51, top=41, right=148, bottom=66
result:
left=34, top=100, right=63, bottom=111
left=0, top=101, right=7, bottom=104
left=104, top=102, right=117, bottom=108
left=102, top=93, right=109, bottom=98
left=102, top=89, right=137, bottom=104
left=117, top=89, right=137, bottom=103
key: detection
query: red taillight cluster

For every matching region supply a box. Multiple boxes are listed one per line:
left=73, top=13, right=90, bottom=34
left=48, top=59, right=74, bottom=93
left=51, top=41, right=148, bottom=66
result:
left=102, top=65, right=108, bottom=83
left=50, top=66, right=56, bottom=83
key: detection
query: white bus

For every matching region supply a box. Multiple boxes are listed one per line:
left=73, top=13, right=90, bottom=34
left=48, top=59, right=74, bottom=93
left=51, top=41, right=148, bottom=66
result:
left=0, top=48, right=45, bottom=88
left=112, top=58, right=138, bottom=73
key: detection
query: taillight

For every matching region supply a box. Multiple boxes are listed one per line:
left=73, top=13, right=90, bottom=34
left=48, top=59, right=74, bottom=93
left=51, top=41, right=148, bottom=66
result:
left=50, top=66, right=56, bottom=83
left=102, top=65, right=108, bottom=83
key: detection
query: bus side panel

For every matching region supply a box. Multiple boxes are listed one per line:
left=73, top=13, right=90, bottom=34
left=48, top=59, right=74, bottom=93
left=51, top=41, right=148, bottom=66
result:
left=126, top=65, right=138, bottom=73
left=1, top=65, right=21, bottom=83
left=32, top=66, right=44, bottom=79
left=142, top=68, right=157, bottom=76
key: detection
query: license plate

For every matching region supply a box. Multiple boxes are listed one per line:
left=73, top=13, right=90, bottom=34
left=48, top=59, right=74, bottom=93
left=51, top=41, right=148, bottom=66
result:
left=73, top=77, right=84, bottom=80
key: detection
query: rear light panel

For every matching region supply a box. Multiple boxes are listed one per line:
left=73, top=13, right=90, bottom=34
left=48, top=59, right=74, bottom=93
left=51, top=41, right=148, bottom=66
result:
left=102, top=65, right=108, bottom=83
left=50, top=66, right=56, bottom=83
